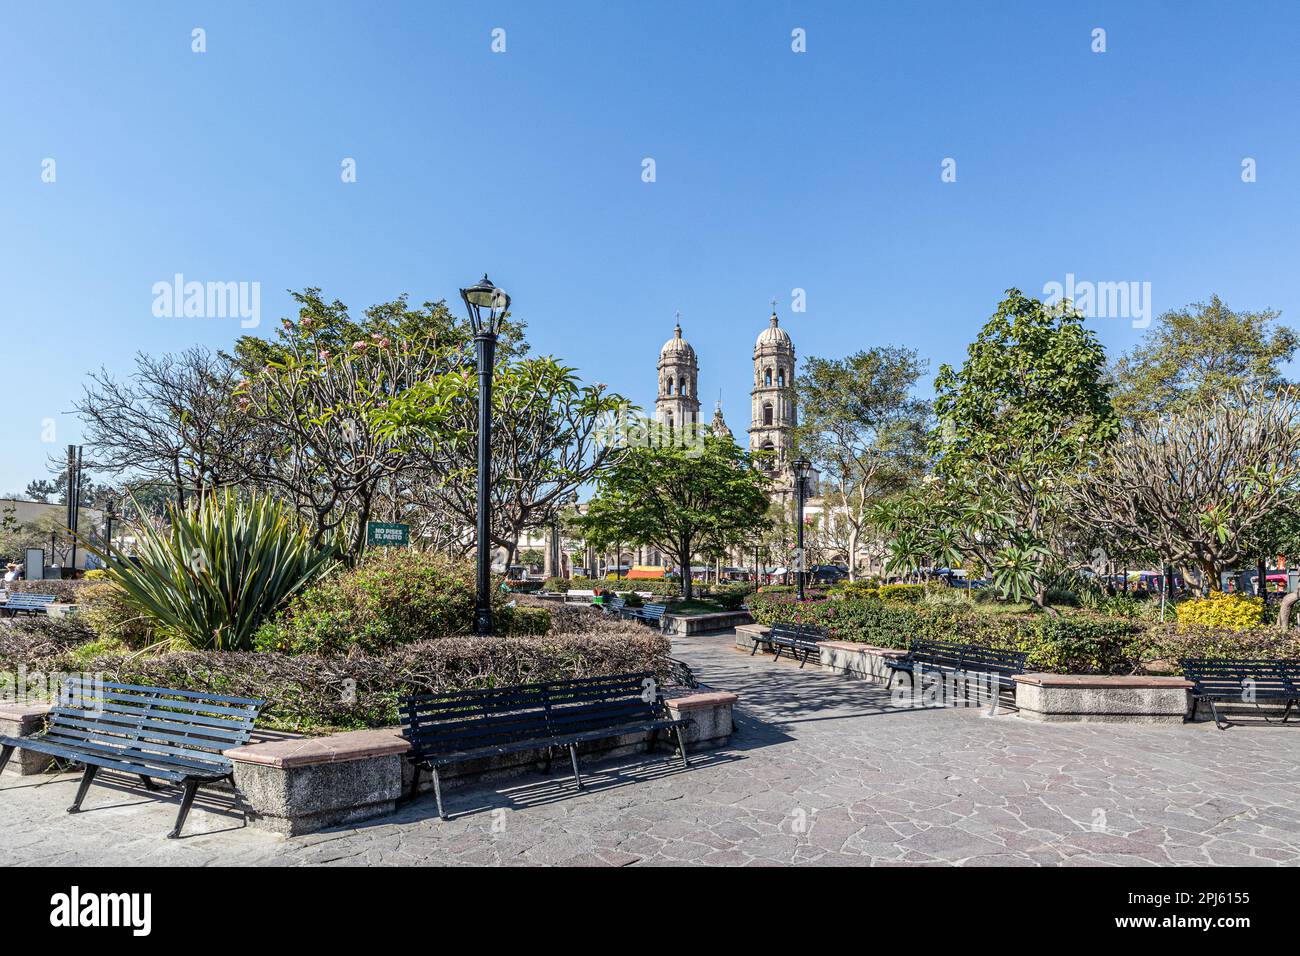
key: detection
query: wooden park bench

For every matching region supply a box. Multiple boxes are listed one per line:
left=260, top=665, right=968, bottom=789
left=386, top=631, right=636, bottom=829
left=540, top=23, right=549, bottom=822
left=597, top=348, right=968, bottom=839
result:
left=1180, top=658, right=1300, bottom=729
left=400, top=672, right=693, bottom=820
left=625, top=602, right=668, bottom=628
left=885, top=639, right=1028, bottom=707
left=0, top=592, right=55, bottom=616
left=601, top=595, right=627, bottom=616
left=0, top=677, right=264, bottom=838
left=763, top=622, right=827, bottom=667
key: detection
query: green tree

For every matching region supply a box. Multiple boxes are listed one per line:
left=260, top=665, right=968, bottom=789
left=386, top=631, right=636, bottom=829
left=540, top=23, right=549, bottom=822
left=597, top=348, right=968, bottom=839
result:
left=794, top=347, right=930, bottom=580
left=375, top=356, right=627, bottom=567
left=573, top=426, right=771, bottom=599
left=930, top=289, right=1117, bottom=606
left=1111, top=295, right=1297, bottom=419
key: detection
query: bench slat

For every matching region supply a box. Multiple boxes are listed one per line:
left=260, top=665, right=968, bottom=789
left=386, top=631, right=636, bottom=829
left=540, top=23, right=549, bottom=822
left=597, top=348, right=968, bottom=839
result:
left=58, top=687, right=262, bottom=719
left=35, top=729, right=233, bottom=775
left=0, top=735, right=193, bottom=782
left=62, top=676, right=263, bottom=709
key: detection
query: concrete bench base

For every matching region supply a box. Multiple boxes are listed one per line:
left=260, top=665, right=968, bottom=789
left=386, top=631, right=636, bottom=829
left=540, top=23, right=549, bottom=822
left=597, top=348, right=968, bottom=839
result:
left=1013, top=674, right=1193, bottom=723
left=225, top=689, right=738, bottom=836
left=664, top=611, right=753, bottom=636
left=735, top=623, right=771, bottom=653
left=228, top=730, right=409, bottom=836
left=819, top=641, right=907, bottom=684
left=0, top=704, right=54, bottom=775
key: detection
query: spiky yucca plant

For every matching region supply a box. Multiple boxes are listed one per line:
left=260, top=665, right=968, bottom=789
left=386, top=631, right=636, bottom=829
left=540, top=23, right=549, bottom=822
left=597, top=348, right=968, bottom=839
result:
left=86, top=491, right=336, bottom=651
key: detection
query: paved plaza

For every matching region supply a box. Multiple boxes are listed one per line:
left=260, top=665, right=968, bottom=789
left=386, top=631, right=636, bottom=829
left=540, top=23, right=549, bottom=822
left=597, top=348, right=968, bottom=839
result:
left=2, top=632, right=1300, bottom=866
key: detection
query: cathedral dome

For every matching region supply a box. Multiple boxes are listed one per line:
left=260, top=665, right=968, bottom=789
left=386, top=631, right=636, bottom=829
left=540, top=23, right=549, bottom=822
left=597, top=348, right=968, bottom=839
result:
left=756, top=312, right=792, bottom=349
left=660, top=323, right=696, bottom=360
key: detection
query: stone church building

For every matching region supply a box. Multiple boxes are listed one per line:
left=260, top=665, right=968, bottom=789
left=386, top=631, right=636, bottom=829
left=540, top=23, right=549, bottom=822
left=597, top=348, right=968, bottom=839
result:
left=654, top=308, right=804, bottom=496
left=534, top=306, right=840, bottom=580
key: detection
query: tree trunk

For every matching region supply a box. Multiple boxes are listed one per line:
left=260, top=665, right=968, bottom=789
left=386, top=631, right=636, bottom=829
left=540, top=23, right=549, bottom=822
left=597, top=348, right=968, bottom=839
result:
left=1278, top=591, right=1299, bottom=630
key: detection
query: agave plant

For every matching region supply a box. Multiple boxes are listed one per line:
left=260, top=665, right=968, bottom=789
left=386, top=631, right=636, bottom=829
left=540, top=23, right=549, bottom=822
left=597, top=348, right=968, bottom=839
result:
left=85, top=490, right=336, bottom=651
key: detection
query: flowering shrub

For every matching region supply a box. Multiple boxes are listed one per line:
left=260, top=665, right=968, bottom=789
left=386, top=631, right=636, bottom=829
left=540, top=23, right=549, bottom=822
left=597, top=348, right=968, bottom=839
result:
left=1175, top=593, right=1268, bottom=632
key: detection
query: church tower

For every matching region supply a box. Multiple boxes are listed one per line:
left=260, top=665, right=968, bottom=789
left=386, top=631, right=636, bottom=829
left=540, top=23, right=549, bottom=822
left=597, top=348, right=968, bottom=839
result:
left=655, top=320, right=700, bottom=430
left=749, top=307, right=796, bottom=472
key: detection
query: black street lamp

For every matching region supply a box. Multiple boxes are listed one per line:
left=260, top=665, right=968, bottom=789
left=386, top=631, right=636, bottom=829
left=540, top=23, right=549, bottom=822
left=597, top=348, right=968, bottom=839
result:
left=793, top=457, right=812, bottom=601
left=460, top=273, right=511, bottom=635
left=104, top=499, right=117, bottom=564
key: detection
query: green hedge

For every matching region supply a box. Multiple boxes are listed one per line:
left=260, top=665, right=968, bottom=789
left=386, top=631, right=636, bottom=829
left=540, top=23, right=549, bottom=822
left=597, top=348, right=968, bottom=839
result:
left=7, top=579, right=96, bottom=603
left=749, top=592, right=1149, bottom=674
left=2, top=606, right=665, bottom=733
left=547, top=576, right=684, bottom=596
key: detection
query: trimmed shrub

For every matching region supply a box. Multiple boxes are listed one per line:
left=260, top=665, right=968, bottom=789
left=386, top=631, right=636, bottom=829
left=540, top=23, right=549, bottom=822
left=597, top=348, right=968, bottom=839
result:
left=7, top=579, right=96, bottom=603
left=1176, top=592, right=1268, bottom=632
left=80, top=581, right=156, bottom=647
left=750, top=592, right=1149, bottom=674
left=498, top=604, right=552, bottom=636
left=876, top=583, right=926, bottom=604
left=78, top=628, right=671, bottom=733
left=830, top=580, right=879, bottom=600
left=709, top=591, right=747, bottom=611
left=0, top=615, right=96, bottom=671
left=255, top=550, right=512, bottom=655
left=1155, top=624, right=1300, bottom=663
left=549, top=576, right=684, bottom=597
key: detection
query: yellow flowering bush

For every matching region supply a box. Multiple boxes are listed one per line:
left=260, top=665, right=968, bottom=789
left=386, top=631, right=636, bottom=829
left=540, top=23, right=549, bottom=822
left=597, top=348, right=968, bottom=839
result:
left=1176, top=592, right=1269, bottom=632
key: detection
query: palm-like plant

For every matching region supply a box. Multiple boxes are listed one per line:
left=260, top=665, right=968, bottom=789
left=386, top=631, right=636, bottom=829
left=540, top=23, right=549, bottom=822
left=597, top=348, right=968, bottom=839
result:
left=991, top=537, right=1051, bottom=604
left=85, top=490, right=336, bottom=650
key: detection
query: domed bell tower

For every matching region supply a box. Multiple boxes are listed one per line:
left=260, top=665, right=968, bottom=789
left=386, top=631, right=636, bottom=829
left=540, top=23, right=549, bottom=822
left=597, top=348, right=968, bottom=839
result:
left=749, top=307, right=796, bottom=472
left=655, top=318, right=700, bottom=431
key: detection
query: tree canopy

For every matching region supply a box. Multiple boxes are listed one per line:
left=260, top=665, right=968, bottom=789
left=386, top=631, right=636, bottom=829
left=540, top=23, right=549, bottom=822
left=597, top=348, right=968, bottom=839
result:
left=794, top=347, right=930, bottom=580
left=573, top=426, right=771, bottom=598
left=1111, top=295, right=1297, bottom=419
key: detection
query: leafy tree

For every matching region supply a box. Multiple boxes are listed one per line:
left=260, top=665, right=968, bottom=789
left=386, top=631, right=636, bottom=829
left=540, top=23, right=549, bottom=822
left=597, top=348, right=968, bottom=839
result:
left=573, top=426, right=771, bottom=598
left=929, top=289, right=1117, bottom=606
left=233, top=296, right=453, bottom=558
left=377, top=357, right=627, bottom=568
left=1111, top=295, right=1297, bottom=419
left=794, top=347, right=930, bottom=580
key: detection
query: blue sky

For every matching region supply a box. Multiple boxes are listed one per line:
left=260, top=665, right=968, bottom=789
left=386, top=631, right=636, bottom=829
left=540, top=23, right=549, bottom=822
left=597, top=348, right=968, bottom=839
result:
left=2, top=0, right=1298, bottom=494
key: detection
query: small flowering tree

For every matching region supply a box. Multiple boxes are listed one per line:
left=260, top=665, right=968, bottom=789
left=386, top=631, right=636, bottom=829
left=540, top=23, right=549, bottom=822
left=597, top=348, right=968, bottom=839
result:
left=232, top=291, right=462, bottom=557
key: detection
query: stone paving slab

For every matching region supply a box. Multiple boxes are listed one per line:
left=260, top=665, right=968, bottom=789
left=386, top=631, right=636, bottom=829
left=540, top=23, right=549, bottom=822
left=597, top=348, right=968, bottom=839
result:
left=3, top=632, right=1300, bottom=866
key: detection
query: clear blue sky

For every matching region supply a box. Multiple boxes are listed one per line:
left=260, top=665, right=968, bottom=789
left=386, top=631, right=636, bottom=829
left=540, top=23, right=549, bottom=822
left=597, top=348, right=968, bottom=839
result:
left=3, top=0, right=1298, bottom=494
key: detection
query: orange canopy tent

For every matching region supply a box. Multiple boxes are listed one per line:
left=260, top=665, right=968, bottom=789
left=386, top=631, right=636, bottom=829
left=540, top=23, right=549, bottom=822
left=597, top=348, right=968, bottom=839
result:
left=625, top=565, right=666, bottom=579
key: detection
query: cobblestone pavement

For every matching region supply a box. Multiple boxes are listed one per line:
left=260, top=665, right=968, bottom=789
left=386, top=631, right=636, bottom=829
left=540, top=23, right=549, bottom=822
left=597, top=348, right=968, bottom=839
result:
left=4, top=632, right=1300, bottom=866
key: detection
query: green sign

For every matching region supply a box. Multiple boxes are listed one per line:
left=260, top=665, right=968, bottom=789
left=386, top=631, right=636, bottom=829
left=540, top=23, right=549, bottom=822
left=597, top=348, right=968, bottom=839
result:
left=367, top=521, right=409, bottom=548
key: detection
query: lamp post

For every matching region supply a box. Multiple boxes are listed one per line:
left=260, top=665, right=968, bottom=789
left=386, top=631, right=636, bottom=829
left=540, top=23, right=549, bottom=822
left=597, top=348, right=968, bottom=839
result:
left=793, top=457, right=812, bottom=601
left=460, top=273, right=511, bottom=635
left=104, top=499, right=117, bottom=564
